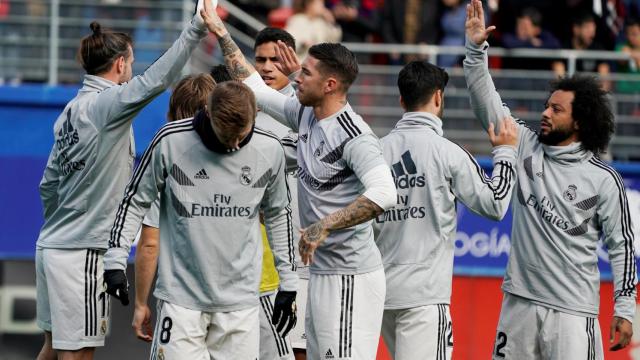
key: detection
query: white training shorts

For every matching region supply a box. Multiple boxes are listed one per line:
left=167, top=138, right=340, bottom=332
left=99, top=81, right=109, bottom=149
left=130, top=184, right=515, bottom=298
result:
left=493, top=292, right=603, bottom=360
left=149, top=300, right=259, bottom=360
left=259, top=291, right=294, bottom=359
left=36, top=248, right=110, bottom=350
left=306, top=268, right=386, bottom=360
left=381, top=304, right=453, bottom=360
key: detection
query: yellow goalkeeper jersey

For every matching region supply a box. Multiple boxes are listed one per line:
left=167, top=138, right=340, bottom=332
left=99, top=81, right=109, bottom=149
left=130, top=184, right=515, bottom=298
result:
left=260, top=225, right=279, bottom=293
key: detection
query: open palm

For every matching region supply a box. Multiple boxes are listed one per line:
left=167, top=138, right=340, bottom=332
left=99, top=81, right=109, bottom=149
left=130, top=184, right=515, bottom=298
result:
left=465, top=0, right=496, bottom=46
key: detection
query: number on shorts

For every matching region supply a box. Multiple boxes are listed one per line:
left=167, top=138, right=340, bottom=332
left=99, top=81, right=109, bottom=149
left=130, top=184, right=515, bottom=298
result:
left=494, top=331, right=507, bottom=358
left=160, top=317, right=173, bottom=344
left=446, top=320, right=453, bottom=346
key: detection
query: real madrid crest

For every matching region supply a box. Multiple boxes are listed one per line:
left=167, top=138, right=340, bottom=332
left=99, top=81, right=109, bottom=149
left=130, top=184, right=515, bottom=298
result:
left=563, top=184, right=577, bottom=202
left=158, top=347, right=165, bottom=360
left=100, top=320, right=107, bottom=335
left=240, top=166, right=252, bottom=186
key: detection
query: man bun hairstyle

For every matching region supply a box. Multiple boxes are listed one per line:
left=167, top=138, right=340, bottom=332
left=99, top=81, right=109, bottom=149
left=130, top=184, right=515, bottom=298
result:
left=207, top=81, right=257, bottom=133
left=549, top=75, right=614, bottom=156
left=78, top=21, right=133, bottom=75
left=398, top=61, right=449, bottom=112
left=254, top=27, right=296, bottom=51
left=308, top=43, right=359, bottom=91
left=168, top=74, right=216, bottom=122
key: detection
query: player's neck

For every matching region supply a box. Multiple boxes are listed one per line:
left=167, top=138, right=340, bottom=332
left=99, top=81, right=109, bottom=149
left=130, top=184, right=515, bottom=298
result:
left=313, top=94, right=348, bottom=120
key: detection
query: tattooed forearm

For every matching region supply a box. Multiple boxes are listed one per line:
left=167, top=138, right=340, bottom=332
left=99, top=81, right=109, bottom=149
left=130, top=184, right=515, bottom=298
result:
left=219, top=33, right=240, bottom=57
left=218, top=33, right=254, bottom=80
left=321, top=195, right=383, bottom=232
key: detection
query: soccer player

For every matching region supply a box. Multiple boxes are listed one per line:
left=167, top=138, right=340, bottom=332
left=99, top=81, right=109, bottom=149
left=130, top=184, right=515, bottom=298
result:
left=131, top=73, right=216, bottom=343
left=104, top=81, right=297, bottom=359
left=211, top=52, right=300, bottom=360
left=464, top=1, right=637, bottom=358
left=374, top=60, right=518, bottom=360
left=35, top=8, right=209, bottom=359
left=199, top=3, right=398, bottom=359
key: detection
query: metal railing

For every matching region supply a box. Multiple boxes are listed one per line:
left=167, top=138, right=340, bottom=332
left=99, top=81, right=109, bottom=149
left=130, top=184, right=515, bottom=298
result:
left=1, top=0, right=639, bottom=159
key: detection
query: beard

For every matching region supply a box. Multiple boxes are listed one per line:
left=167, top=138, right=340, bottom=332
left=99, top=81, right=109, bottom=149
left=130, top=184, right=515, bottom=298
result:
left=538, top=126, right=575, bottom=145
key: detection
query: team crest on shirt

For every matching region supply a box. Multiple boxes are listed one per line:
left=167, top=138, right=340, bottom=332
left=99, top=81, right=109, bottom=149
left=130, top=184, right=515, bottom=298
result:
left=100, top=320, right=107, bottom=335
left=240, top=166, right=252, bottom=186
left=158, top=347, right=165, bottom=360
left=563, top=184, right=577, bottom=202
left=314, top=141, right=325, bottom=157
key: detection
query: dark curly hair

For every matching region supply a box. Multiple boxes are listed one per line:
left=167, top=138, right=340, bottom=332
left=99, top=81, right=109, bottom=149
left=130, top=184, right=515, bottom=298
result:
left=549, top=75, right=614, bottom=156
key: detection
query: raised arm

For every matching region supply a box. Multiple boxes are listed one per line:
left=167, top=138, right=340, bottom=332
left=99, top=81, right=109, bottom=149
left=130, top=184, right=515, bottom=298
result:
left=463, top=0, right=511, bottom=132
left=200, top=3, right=301, bottom=130
left=450, top=118, right=518, bottom=220
left=298, top=134, right=397, bottom=265
left=95, top=9, right=208, bottom=129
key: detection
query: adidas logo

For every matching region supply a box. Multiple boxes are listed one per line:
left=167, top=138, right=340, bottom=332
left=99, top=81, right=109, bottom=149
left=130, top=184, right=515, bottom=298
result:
left=391, top=150, right=426, bottom=189
left=300, top=134, right=308, bottom=143
left=391, top=150, right=417, bottom=177
left=194, top=168, right=210, bottom=179
left=325, top=348, right=335, bottom=359
left=56, top=108, right=79, bottom=150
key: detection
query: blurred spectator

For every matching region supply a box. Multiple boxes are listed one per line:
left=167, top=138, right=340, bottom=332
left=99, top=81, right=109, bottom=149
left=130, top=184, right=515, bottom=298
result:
left=566, top=0, right=626, bottom=50
left=285, top=0, right=342, bottom=59
left=327, top=0, right=380, bottom=43
left=381, top=0, right=440, bottom=64
left=616, top=18, right=640, bottom=93
left=501, top=7, right=561, bottom=70
left=554, top=12, right=611, bottom=78
left=438, top=0, right=467, bottom=68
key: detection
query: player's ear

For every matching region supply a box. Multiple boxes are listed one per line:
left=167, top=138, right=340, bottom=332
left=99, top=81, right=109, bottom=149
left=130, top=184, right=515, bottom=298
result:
left=399, top=96, right=407, bottom=111
left=116, top=55, right=125, bottom=74
left=324, top=77, right=338, bottom=94
left=433, top=89, right=442, bottom=108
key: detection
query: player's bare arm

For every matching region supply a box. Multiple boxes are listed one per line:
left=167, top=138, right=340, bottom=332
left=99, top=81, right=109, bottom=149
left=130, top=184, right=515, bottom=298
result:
left=200, top=1, right=255, bottom=80
left=299, top=196, right=383, bottom=265
left=610, top=316, right=633, bottom=351
left=132, top=225, right=159, bottom=342
left=465, top=0, right=496, bottom=46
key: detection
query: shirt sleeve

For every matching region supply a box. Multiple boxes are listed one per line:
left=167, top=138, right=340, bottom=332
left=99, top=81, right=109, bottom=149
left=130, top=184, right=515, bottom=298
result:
left=599, top=173, right=637, bottom=323
left=244, top=72, right=302, bottom=131
left=449, top=144, right=517, bottom=220
left=463, top=39, right=533, bottom=147
left=92, top=20, right=207, bottom=130
left=261, top=144, right=298, bottom=292
left=39, top=144, right=60, bottom=220
left=142, top=197, right=161, bottom=228
left=343, top=134, right=395, bottom=209
left=104, top=131, right=167, bottom=271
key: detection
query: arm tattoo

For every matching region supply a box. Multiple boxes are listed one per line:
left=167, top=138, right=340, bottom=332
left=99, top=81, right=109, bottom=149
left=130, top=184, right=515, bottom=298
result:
left=322, top=195, right=383, bottom=232
left=218, top=33, right=252, bottom=80
left=219, top=33, right=240, bottom=57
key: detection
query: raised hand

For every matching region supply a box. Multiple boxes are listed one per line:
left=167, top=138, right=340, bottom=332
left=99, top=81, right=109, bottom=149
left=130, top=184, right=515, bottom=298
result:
left=465, top=0, right=496, bottom=46
left=200, top=0, right=227, bottom=38
left=274, top=40, right=301, bottom=77
left=488, top=117, right=518, bottom=148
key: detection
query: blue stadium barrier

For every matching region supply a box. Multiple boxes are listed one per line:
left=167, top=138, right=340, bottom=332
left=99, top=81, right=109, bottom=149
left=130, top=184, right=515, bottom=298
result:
left=1, top=85, right=639, bottom=280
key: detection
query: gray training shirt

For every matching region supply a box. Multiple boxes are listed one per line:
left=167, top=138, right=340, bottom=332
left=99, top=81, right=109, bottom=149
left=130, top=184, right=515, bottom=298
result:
left=37, top=21, right=207, bottom=250
left=104, top=114, right=296, bottom=312
left=464, top=39, right=637, bottom=321
left=245, top=72, right=390, bottom=275
left=374, top=112, right=517, bottom=309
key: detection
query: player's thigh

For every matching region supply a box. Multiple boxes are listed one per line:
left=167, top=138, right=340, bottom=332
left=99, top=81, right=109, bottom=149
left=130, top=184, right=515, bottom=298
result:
left=381, top=309, right=398, bottom=356
left=289, top=277, right=308, bottom=351
left=393, top=304, right=453, bottom=360
left=493, top=293, right=539, bottom=360
left=42, top=248, right=109, bottom=351
left=206, top=306, right=259, bottom=359
left=307, top=269, right=385, bottom=360
left=259, top=292, right=294, bottom=359
left=149, top=300, right=209, bottom=360
left=541, top=312, right=603, bottom=360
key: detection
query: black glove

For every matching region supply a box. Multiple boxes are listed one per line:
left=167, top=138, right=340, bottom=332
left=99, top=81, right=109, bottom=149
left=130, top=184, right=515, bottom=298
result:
left=104, top=269, right=129, bottom=306
left=271, top=290, right=297, bottom=338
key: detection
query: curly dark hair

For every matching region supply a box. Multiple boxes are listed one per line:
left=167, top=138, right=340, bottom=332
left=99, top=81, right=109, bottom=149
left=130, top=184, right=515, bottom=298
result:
left=549, top=75, right=614, bottom=156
